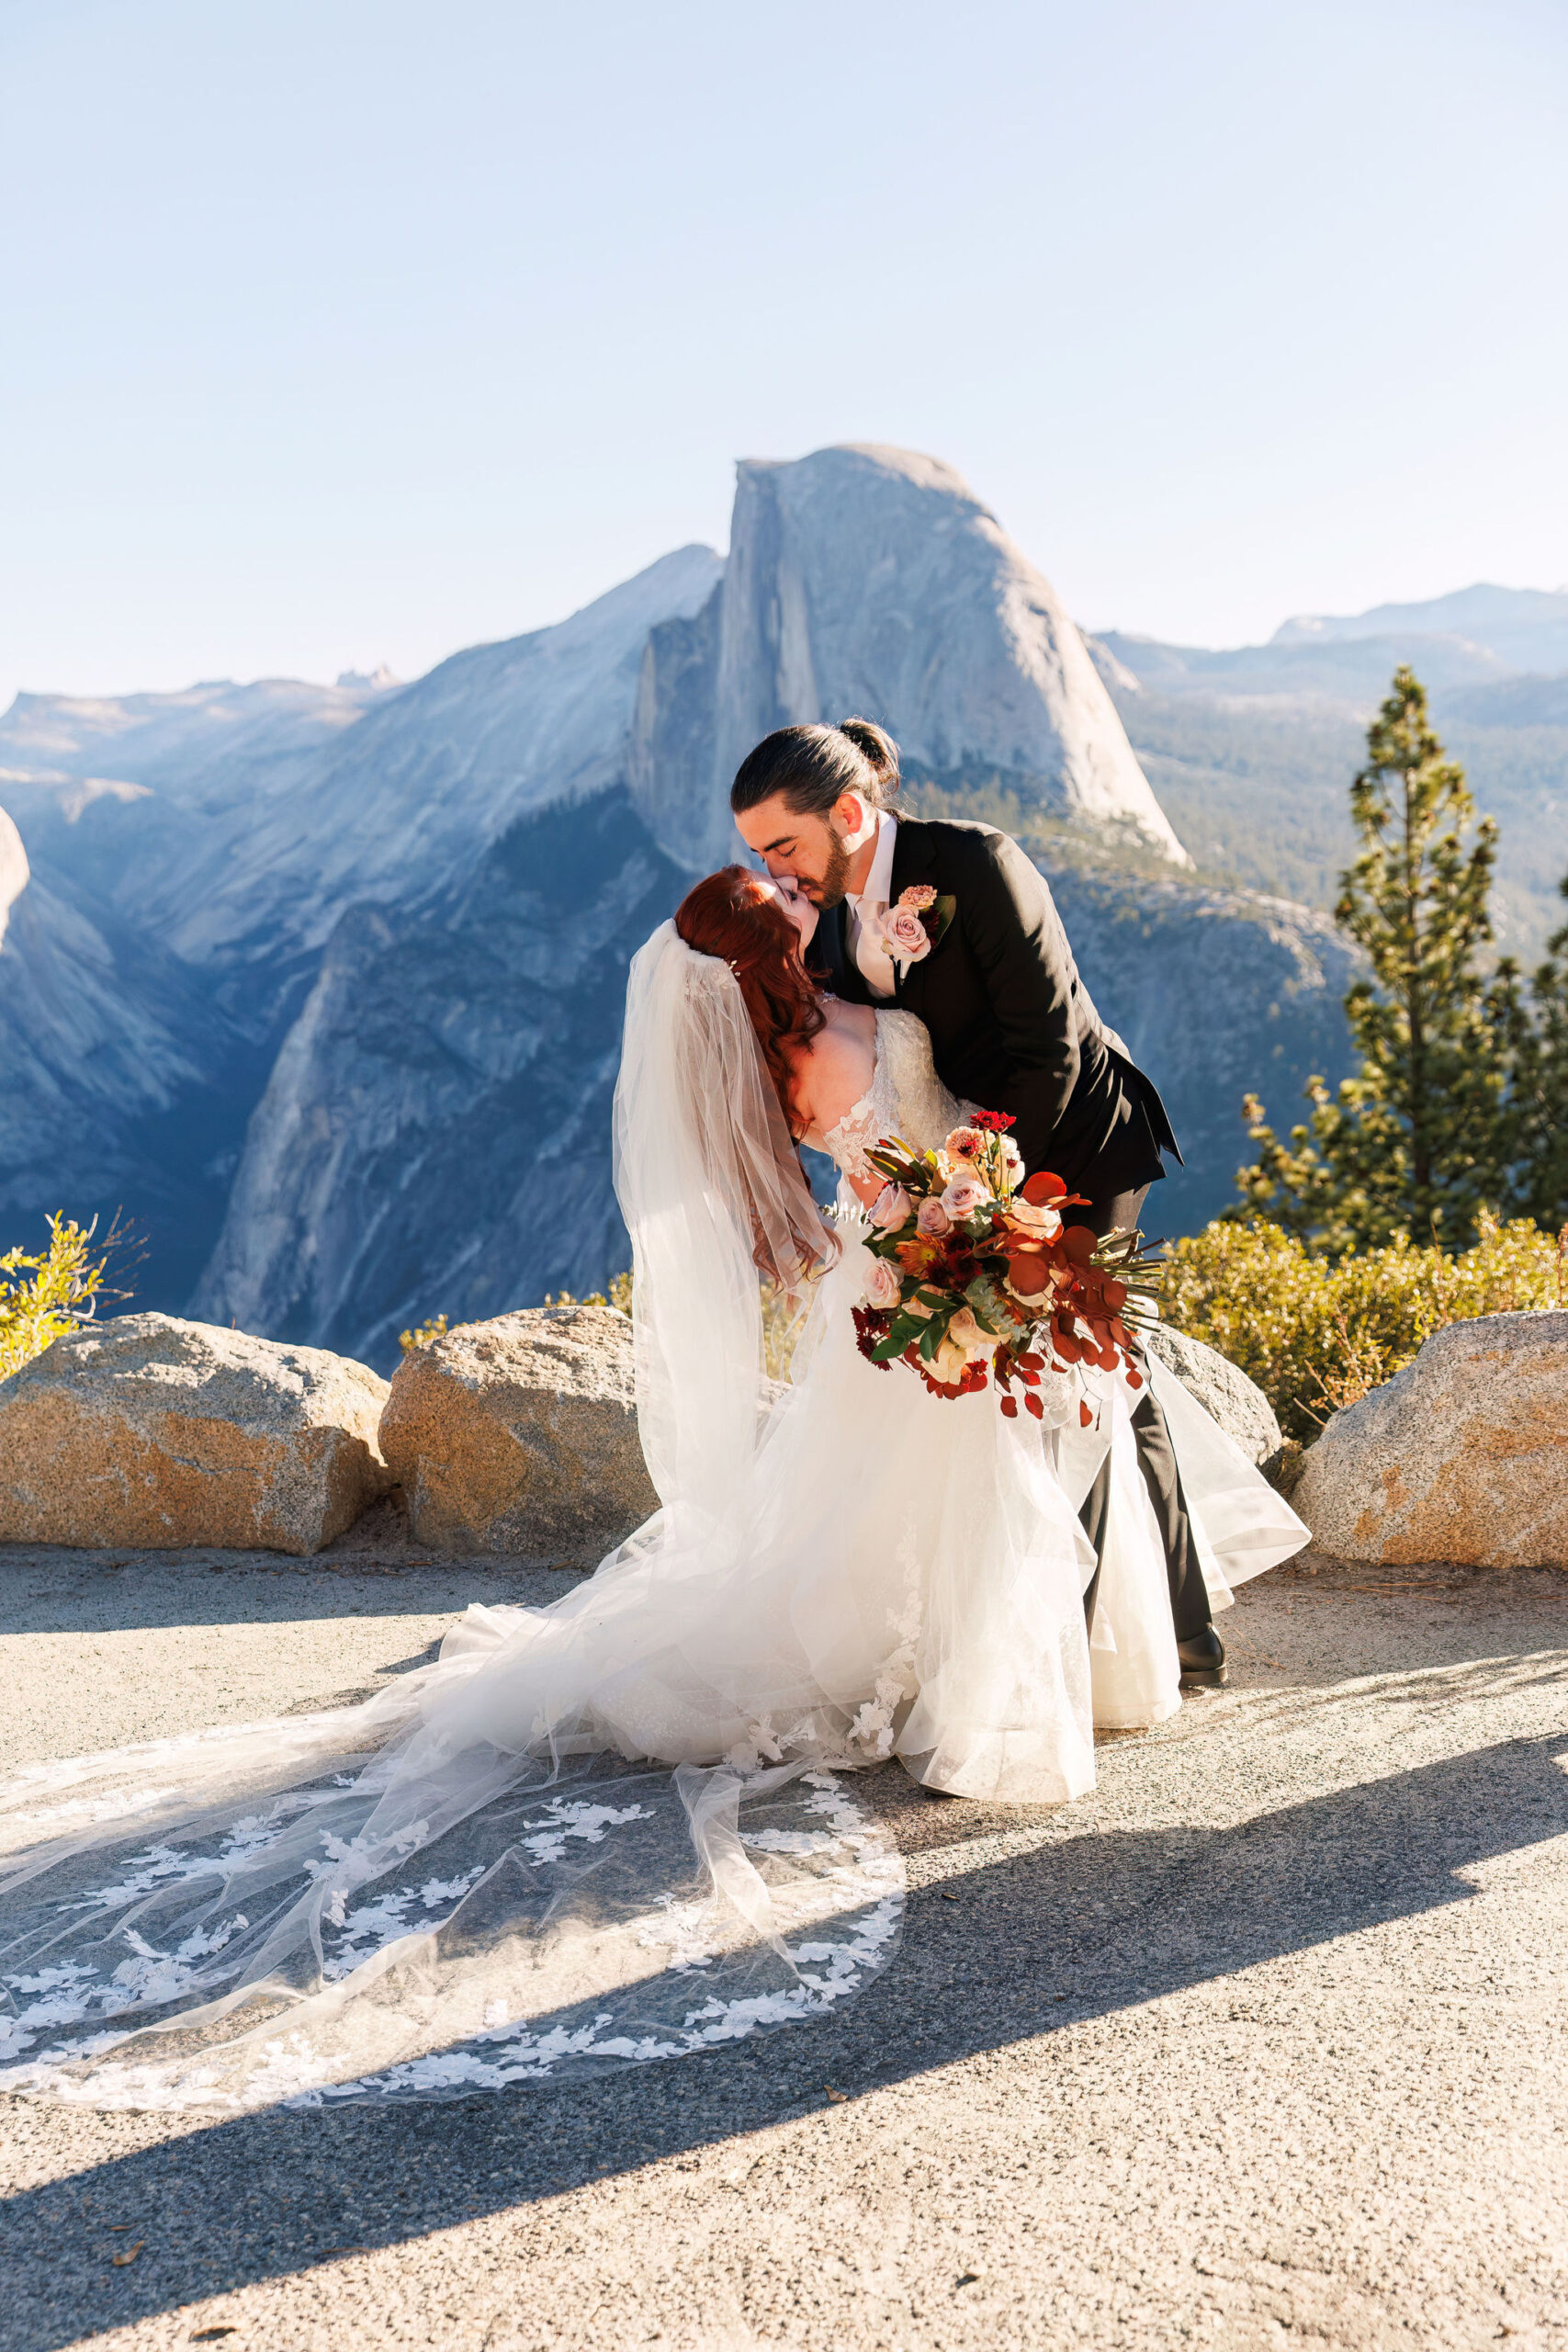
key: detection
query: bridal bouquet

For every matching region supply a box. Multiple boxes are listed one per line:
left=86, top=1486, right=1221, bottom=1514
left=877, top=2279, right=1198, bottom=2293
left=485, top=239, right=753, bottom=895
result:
left=851, top=1113, right=1161, bottom=1422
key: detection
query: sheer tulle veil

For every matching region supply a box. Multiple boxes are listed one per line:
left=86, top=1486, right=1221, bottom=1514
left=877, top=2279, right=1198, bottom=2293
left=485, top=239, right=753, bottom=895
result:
left=612, top=920, right=835, bottom=1535
left=0, top=916, right=1304, bottom=2112
left=0, top=918, right=902, bottom=2113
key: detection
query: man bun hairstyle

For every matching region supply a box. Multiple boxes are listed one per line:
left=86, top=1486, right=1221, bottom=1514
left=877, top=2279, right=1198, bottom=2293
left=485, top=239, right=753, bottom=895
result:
left=730, top=717, right=902, bottom=821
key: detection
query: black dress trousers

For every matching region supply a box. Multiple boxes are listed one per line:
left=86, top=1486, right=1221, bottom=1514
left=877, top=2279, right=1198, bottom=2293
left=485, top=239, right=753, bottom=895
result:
left=1074, top=1184, right=1211, bottom=1644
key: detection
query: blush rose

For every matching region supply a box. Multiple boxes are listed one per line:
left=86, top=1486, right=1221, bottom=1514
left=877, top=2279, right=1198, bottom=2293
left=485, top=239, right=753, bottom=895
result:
left=945, top=1306, right=992, bottom=1358
left=941, top=1171, right=991, bottom=1220
left=1006, top=1197, right=1062, bottom=1240
left=881, top=903, right=931, bottom=966
left=869, top=1182, right=912, bottom=1231
left=860, top=1252, right=902, bottom=1310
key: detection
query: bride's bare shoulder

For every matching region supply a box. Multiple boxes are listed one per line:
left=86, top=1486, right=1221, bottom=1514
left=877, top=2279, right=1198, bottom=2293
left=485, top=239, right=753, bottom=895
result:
left=789, top=1001, right=876, bottom=1134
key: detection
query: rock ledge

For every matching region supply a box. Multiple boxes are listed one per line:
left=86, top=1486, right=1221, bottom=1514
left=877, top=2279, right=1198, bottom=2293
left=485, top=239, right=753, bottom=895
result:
left=378, top=1305, right=657, bottom=1561
left=0, top=1313, right=391, bottom=1555
left=1294, top=1309, right=1568, bottom=1566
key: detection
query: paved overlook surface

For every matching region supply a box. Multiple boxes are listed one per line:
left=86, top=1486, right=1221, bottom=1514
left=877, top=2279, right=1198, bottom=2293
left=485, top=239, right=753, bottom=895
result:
left=2, top=1520, right=1565, bottom=2352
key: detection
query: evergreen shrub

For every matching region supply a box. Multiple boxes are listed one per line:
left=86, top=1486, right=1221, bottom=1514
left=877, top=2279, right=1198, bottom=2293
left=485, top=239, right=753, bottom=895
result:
left=1167, top=1215, right=1568, bottom=1442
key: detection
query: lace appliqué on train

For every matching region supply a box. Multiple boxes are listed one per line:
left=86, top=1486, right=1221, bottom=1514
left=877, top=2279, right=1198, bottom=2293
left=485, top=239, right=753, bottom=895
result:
left=845, top=1527, right=923, bottom=1760
left=0, top=1751, right=905, bottom=2111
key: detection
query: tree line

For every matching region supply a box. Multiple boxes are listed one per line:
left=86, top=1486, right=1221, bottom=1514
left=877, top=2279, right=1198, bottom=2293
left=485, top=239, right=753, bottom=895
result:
left=1233, top=664, right=1568, bottom=1251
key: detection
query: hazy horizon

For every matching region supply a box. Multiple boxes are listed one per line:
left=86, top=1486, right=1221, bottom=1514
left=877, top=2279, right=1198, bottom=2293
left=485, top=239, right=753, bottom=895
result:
left=5, top=532, right=1563, bottom=713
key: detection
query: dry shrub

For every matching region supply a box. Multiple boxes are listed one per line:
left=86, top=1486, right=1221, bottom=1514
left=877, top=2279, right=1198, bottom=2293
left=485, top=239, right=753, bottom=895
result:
left=0, top=1213, right=128, bottom=1381
left=1165, top=1214, right=1568, bottom=1442
left=541, top=1271, right=635, bottom=1319
left=400, top=1273, right=639, bottom=1356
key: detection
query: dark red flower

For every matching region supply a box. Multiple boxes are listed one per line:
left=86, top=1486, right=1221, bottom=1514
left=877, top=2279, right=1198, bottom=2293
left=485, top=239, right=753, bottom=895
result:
left=970, top=1110, right=1017, bottom=1134
left=852, top=1306, right=893, bottom=1368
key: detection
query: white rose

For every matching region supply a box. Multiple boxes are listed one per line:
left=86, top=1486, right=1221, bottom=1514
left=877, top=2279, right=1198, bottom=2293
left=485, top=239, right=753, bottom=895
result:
left=1007, top=1196, right=1061, bottom=1240
left=928, top=1334, right=971, bottom=1385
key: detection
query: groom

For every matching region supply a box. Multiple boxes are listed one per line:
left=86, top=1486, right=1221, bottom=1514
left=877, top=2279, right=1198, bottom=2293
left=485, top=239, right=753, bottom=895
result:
left=731, top=718, right=1226, bottom=1688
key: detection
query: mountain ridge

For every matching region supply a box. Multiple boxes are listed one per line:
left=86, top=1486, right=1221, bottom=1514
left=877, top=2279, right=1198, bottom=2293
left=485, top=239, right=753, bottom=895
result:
left=1088, top=586, right=1568, bottom=967
left=6, top=442, right=1472, bottom=1354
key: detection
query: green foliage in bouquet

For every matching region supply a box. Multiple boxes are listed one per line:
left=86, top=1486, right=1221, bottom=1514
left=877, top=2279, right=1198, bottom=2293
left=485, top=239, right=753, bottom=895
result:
left=855, top=1113, right=1162, bottom=1419
left=1167, top=1213, right=1568, bottom=1442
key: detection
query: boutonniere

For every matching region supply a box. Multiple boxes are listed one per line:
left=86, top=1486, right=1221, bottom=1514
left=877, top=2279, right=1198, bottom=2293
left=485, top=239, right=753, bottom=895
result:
left=877, top=885, right=956, bottom=974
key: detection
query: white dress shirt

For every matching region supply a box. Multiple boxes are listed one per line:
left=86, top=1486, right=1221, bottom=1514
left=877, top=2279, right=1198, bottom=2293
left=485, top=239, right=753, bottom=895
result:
left=842, top=809, right=899, bottom=1001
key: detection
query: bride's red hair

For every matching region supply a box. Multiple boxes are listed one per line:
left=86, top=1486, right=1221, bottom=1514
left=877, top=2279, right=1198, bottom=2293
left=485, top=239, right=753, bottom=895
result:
left=675, top=867, right=826, bottom=1132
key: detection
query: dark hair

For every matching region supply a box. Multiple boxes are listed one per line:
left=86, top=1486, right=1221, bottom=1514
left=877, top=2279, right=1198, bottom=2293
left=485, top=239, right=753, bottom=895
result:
left=674, top=865, right=826, bottom=1133
left=729, top=717, right=901, bottom=821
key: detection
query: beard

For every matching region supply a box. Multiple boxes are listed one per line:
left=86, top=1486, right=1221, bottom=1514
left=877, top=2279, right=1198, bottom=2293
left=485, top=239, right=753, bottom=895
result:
left=800, top=826, right=852, bottom=910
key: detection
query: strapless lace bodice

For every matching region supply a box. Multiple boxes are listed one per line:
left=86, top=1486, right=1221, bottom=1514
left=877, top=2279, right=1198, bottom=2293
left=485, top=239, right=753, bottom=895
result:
left=819, top=1009, right=966, bottom=1182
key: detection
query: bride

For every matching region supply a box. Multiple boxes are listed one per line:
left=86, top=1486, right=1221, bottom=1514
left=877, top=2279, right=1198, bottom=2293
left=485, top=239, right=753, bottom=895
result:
left=0, top=868, right=1304, bottom=2111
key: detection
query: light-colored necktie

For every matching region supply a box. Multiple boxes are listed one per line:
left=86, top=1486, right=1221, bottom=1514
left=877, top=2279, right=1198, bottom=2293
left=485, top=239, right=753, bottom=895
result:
left=851, top=897, right=897, bottom=1000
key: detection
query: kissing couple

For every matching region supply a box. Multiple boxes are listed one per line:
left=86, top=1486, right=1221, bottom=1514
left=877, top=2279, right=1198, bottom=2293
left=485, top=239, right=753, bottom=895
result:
left=0, top=722, right=1305, bottom=2112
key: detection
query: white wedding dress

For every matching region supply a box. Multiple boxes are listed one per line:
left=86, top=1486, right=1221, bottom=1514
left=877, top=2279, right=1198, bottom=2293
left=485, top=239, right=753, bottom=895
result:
left=0, top=929, right=1305, bottom=2113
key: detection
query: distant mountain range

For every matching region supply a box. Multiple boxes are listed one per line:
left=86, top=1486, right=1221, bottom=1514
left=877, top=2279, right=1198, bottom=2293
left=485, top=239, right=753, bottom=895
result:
left=1088, top=581, right=1568, bottom=960
left=2, top=447, right=1562, bottom=1363
left=1272, top=582, right=1568, bottom=678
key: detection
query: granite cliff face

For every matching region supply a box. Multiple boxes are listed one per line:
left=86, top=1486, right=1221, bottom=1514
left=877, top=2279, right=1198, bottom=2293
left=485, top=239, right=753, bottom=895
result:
left=631, top=446, right=1187, bottom=871
left=3, top=444, right=1352, bottom=1362
left=0, top=548, right=720, bottom=1298
left=191, top=792, right=686, bottom=1363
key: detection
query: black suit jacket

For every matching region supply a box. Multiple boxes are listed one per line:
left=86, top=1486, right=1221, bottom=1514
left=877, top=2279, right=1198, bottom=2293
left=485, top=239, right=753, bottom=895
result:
left=813, top=815, right=1180, bottom=1198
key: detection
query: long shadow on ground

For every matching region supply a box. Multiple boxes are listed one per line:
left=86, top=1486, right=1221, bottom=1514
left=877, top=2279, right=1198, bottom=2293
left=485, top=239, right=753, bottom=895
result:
left=0, top=1547, right=573, bottom=1638
left=5, top=1724, right=1568, bottom=2351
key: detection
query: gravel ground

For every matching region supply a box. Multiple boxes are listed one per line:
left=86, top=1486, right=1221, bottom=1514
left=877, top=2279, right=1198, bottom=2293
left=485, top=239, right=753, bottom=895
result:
left=2, top=1532, right=1565, bottom=2352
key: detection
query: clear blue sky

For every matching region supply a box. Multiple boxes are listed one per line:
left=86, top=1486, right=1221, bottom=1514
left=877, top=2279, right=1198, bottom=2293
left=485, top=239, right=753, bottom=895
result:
left=2, top=0, right=1564, bottom=707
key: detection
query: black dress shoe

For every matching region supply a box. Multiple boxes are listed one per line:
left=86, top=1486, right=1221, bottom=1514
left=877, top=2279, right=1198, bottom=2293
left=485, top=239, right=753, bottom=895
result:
left=1177, top=1627, right=1227, bottom=1687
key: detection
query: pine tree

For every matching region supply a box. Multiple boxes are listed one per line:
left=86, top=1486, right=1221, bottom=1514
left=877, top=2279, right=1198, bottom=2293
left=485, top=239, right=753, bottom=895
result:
left=1233, top=667, right=1517, bottom=1250
left=1506, top=876, right=1568, bottom=1229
